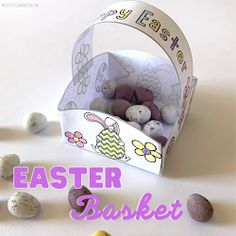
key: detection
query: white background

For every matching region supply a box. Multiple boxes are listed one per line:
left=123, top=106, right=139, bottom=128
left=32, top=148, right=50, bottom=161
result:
left=0, top=0, right=235, bottom=235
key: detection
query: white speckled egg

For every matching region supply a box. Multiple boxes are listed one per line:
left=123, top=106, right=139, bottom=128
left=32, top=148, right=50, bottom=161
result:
left=126, top=105, right=151, bottom=124
left=101, top=80, right=117, bottom=98
left=161, top=105, right=179, bottom=125
left=90, top=97, right=109, bottom=113
left=143, top=120, right=163, bottom=137
left=0, top=154, right=20, bottom=179
left=8, top=192, right=41, bottom=218
left=23, top=112, right=47, bottom=133
left=127, top=121, right=141, bottom=130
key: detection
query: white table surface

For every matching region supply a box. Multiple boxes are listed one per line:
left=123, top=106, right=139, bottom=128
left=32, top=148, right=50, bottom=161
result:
left=0, top=0, right=235, bottom=235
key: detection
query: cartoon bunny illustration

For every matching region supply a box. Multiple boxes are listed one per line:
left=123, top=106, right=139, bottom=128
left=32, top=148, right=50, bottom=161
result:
left=84, top=112, right=130, bottom=162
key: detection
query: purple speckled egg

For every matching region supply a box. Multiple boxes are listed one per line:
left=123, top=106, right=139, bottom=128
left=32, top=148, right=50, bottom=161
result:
left=134, top=86, right=154, bottom=104
left=154, top=135, right=168, bottom=146
left=111, top=99, right=132, bottom=120
left=143, top=101, right=161, bottom=121
left=115, top=84, right=134, bottom=102
left=187, top=193, right=214, bottom=222
left=68, top=186, right=92, bottom=212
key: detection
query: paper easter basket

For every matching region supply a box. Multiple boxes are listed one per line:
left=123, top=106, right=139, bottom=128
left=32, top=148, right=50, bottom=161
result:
left=58, top=1, right=197, bottom=175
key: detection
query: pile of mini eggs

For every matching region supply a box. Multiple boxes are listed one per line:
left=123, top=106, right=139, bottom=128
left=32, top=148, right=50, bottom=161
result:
left=90, top=80, right=179, bottom=146
left=0, top=112, right=47, bottom=219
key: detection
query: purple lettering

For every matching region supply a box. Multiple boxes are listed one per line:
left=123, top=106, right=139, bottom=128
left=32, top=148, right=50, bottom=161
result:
left=102, top=204, right=121, bottom=220
left=155, top=204, right=171, bottom=220
left=135, top=193, right=154, bottom=220
left=160, top=28, right=170, bottom=41
left=101, top=10, right=117, bottom=21
left=29, top=167, right=49, bottom=188
left=13, top=167, right=28, bottom=188
left=170, top=200, right=183, bottom=220
left=69, top=167, right=87, bottom=189
left=105, top=167, right=121, bottom=188
left=90, top=167, right=103, bottom=188
left=50, top=166, right=67, bottom=189
left=170, top=36, right=179, bottom=50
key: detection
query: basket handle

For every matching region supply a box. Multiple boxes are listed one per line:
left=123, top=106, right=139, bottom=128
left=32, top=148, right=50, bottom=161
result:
left=93, top=1, right=193, bottom=92
left=72, top=1, right=194, bottom=131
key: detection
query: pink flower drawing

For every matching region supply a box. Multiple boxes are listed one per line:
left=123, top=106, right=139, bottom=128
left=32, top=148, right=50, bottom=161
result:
left=65, top=131, right=87, bottom=148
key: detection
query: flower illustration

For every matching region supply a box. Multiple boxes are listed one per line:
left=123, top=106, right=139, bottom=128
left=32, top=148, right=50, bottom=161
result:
left=132, top=140, right=161, bottom=163
left=95, top=63, right=107, bottom=92
left=75, top=44, right=90, bottom=71
left=122, top=57, right=134, bottom=73
left=76, top=69, right=91, bottom=95
left=64, top=101, right=78, bottom=110
left=65, top=131, right=87, bottom=148
left=119, top=57, right=134, bottom=74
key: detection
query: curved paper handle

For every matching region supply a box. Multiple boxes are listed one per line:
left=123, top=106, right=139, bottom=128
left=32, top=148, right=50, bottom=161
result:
left=92, top=1, right=193, bottom=94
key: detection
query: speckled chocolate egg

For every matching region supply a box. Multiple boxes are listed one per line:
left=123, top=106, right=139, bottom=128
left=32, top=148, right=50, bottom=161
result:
left=127, top=121, right=141, bottom=130
left=68, top=186, right=92, bottom=212
left=90, top=97, right=109, bottom=113
left=115, top=84, right=134, bottom=102
left=126, top=105, right=151, bottom=124
left=143, top=101, right=161, bottom=121
left=143, top=120, right=163, bottom=137
left=101, top=80, right=117, bottom=98
left=154, top=135, right=168, bottom=146
left=161, top=104, right=179, bottom=125
left=8, top=192, right=41, bottom=218
left=91, top=230, right=111, bottom=236
left=187, top=193, right=214, bottom=222
left=134, top=86, right=154, bottom=104
left=0, top=154, right=20, bottom=179
left=23, top=112, right=47, bottom=133
left=111, top=99, right=131, bottom=120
